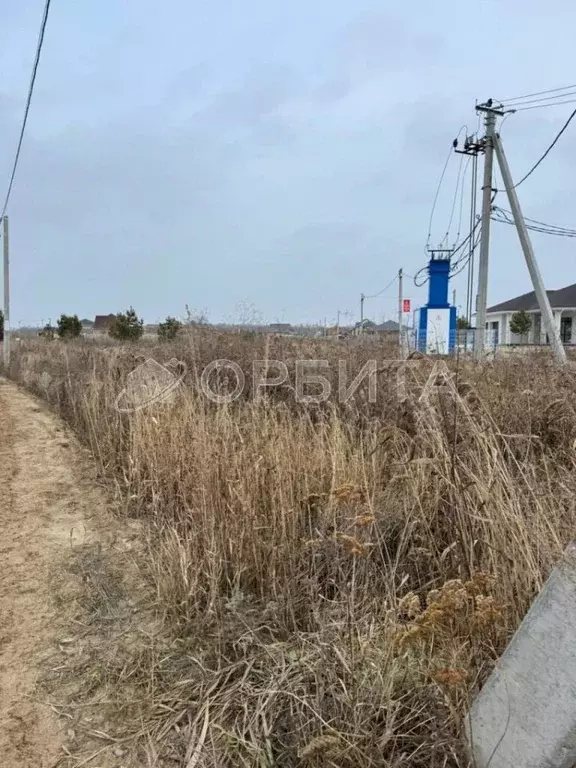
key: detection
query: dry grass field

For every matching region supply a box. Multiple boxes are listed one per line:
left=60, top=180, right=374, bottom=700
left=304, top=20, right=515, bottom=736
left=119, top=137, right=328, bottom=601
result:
left=7, top=330, right=576, bottom=766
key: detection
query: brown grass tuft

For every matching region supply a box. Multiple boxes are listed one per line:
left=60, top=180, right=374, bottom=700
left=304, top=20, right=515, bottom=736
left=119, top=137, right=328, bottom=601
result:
left=8, top=333, right=576, bottom=766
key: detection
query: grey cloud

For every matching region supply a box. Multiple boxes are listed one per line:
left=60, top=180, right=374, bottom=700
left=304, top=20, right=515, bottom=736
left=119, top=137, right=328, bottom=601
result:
left=3, top=0, right=576, bottom=327
left=307, top=76, right=356, bottom=105
left=339, top=9, right=446, bottom=72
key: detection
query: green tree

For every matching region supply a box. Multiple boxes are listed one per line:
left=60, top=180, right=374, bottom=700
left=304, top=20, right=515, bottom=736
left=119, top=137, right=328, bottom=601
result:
left=57, top=313, right=82, bottom=339
left=456, top=316, right=471, bottom=330
left=108, top=307, right=144, bottom=341
left=509, top=309, right=532, bottom=340
left=158, top=316, right=182, bottom=341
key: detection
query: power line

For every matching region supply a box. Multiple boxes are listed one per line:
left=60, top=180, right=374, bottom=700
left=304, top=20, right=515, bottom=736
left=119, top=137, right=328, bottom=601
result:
left=513, top=107, right=576, bottom=188
left=450, top=227, right=482, bottom=278
left=413, top=266, right=428, bottom=288
left=1, top=0, right=53, bottom=220
left=492, top=206, right=576, bottom=237
left=499, top=83, right=576, bottom=104
left=453, top=155, right=471, bottom=247
left=498, top=111, right=514, bottom=132
left=425, top=126, right=467, bottom=251
left=513, top=98, right=576, bottom=113
left=413, top=219, right=480, bottom=288
left=363, top=274, right=398, bottom=300
left=510, top=210, right=576, bottom=233
left=440, top=152, right=465, bottom=247
left=502, top=91, right=576, bottom=109
left=425, top=145, right=452, bottom=252
left=450, top=219, right=482, bottom=270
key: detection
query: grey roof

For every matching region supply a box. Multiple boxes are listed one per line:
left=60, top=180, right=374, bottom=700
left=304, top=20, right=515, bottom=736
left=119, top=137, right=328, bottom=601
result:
left=93, top=314, right=116, bottom=330
left=376, top=320, right=400, bottom=330
left=487, top=283, right=576, bottom=313
left=268, top=323, right=292, bottom=331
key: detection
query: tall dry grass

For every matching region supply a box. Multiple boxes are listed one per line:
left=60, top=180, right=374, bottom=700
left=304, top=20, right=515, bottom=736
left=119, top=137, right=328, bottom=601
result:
left=8, top=332, right=576, bottom=766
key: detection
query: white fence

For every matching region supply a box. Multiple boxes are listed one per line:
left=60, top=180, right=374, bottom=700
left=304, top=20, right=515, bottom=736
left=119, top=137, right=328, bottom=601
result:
left=407, top=328, right=499, bottom=355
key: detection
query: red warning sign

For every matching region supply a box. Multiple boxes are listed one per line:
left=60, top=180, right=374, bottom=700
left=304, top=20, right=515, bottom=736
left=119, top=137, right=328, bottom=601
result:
left=402, top=299, right=411, bottom=313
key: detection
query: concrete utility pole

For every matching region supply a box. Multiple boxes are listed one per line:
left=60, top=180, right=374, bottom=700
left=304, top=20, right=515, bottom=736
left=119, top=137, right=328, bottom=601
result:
left=398, top=268, right=404, bottom=358
left=475, top=103, right=501, bottom=358
left=360, top=293, right=365, bottom=334
left=3, top=216, right=9, bottom=370
left=466, top=153, right=478, bottom=323
left=493, top=133, right=567, bottom=365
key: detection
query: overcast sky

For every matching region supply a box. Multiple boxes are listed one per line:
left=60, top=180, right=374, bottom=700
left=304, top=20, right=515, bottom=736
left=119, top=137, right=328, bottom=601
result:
left=1, top=0, right=576, bottom=326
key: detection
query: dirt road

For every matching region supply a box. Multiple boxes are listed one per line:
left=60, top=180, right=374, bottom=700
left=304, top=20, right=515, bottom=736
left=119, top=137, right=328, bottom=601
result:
left=0, top=379, right=142, bottom=767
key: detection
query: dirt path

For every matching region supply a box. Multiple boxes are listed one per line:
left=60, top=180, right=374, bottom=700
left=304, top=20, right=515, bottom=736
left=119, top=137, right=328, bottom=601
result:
left=0, top=379, right=144, bottom=767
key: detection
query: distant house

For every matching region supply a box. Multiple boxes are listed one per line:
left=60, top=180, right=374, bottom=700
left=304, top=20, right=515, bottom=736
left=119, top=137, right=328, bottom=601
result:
left=355, top=319, right=401, bottom=337
left=354, top=319, right=377, bottom=335
left=375, top=320, right=400, bottom=332
left=93, top=314, right=116, bottom=332
left=486, top=283, right=576, bottom=345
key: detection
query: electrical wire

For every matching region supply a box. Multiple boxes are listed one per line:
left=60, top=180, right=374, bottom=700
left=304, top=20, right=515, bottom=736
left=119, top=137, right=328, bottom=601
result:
left=413, top=266, right=429, bottom=288
left=440, top=152, right=465, bottom=247
left=414, top=218, right=481, bottom=288
left=492, top=206, right=572, bottom=233
left=507, top=210, right=576, bottom=233
left=450, top=227, right=482, bottom=278
left=513, top=106, right=576, bottom=188
left=499, top=83, right=576, bottom=104
left=425, top=145, right=453, bottom=252
left=424, top=125, right=468, bottom=252
left=498, top=111, right=514, bottom=132
left=518, top=214, right=576, bottom=233
left=453, top=155, right=471, bottom=247
left=450, top=219, right=481, bottom=270
left=363, top=274, right=398, bottom=300
left=513, top=98, right=576, bottom=112
left=1, top=0, right=53, bottom=220
left=475, top=110, right=482, bottom=136
left=492, top=206, right=576, bottom=237
left=501, top=90, right=576, bottom=109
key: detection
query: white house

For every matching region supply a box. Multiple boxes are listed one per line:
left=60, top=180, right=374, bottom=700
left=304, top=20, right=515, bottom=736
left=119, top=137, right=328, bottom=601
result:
left=485, top=283, right=576, bottom=345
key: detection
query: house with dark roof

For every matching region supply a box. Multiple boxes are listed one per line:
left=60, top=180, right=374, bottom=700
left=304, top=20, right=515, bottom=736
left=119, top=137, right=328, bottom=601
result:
left=485, top=283, right=576, bottom=345
left=376, top=320, right=401, bottom=332
left=93, top=314, right=116, bottom=332
left=268, top=323, right=293, bottom=334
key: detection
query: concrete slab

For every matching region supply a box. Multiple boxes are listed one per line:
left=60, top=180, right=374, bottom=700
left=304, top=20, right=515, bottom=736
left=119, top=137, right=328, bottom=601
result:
left=467, top=541, right=576, bottom=768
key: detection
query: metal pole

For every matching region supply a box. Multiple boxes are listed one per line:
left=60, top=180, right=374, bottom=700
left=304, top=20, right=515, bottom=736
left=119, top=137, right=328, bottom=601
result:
left=493, top=133, right=566, bottom=365
left=475, top=108, right=497, bottom=358
left=398, top=268, right=404, bottom=358
left=360, top=293, right=364, bottom=334
left=3, top=216, right=9, bottom=370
